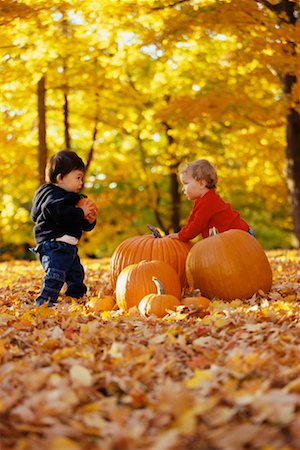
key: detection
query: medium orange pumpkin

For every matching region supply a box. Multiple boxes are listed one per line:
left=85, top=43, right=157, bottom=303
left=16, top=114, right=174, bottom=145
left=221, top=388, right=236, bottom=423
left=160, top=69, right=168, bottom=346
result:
left=186, top=228, right=272, bottom=301
left=110, top=225, right=192, bottom=289
left=116, top=260, right=181, bottom=310
left=138, top=277, right=181, bottom=318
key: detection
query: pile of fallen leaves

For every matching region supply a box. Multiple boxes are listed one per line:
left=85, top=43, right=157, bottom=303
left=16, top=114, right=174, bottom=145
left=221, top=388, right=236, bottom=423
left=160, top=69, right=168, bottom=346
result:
left=0, top=250, right=300, bottom=450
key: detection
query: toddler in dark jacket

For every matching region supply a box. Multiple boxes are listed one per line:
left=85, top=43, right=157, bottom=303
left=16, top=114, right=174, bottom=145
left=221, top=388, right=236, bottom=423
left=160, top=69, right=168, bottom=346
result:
left=31, top=150, right=97, bottom=306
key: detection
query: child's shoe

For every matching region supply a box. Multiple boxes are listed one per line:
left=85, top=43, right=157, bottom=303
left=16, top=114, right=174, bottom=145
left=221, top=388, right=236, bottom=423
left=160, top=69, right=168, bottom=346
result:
left=36, top=297, right=57, bottom=307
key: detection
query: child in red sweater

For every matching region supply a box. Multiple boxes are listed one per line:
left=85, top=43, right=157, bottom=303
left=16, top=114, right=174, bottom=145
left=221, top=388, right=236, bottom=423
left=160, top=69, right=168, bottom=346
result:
left=168, top=159, right=253, bottom=242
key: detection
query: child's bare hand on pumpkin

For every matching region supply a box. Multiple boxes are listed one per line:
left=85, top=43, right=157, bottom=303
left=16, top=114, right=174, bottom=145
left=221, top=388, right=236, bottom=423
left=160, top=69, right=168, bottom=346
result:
left=168, top=233, right=179, bottom=239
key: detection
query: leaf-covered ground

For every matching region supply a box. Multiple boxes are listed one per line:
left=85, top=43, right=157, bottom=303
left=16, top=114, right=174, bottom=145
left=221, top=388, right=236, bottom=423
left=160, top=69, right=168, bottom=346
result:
left=0, top=250, right=300, bottom=450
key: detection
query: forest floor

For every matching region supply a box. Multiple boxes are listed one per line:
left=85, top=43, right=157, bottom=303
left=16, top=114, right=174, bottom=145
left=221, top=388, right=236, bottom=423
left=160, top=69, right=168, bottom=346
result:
left=0, top=250, right=299, bottom=450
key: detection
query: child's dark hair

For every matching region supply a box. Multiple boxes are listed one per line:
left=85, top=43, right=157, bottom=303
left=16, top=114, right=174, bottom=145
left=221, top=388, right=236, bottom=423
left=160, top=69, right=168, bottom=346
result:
left=46, top=150, right=85, bottom=183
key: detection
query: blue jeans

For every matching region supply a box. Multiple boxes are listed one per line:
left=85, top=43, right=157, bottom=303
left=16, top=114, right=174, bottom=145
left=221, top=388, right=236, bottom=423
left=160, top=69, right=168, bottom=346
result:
left=35, top=241, right=87, bottom=306
left=248, top=228, right=256, bottom=237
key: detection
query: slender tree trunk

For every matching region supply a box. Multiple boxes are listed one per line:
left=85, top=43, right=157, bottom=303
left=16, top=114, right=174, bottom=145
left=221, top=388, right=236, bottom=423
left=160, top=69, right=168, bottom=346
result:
left=162, top=121, right=181, bottom=232
left=37, top=76, right=47, bottom=185
left=86, top=123, right=97, bottom=173
left=170, top=165, right=181, bottom=232
left=63, top=90, right=71, bottom=150
left=86, top=92, right=100, bottom=173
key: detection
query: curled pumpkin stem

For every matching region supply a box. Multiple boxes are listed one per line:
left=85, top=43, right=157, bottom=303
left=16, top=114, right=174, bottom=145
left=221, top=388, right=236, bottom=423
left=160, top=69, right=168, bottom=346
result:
left=209, top=227, right=219, bottom=236
left=147, top=224, right=162, bottom=238
left=191, top=288, right=201, bottom=297
left=152, top=276, right=165, bottom=295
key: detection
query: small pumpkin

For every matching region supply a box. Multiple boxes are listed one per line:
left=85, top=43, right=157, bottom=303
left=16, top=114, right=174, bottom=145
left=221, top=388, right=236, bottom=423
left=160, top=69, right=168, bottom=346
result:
left=77, top=197, right=98, bottom=213
left=110, top=225, right=193, bottom=289
left=186, top=228, right=272, bottom=301
left=76, top=197, right=98, bottom=222
left=87, top=296, right=115, bottom=312
left=182, top=290, right=210, bottom=309
left=138, top=277, right=181, bottom=318
left=116, top=260, right=181, bottom=310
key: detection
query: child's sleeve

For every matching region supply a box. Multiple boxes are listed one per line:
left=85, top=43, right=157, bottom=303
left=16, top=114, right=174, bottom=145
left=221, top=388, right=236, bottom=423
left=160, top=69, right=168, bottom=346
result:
left=178, top=201, right=210, bottom=241
left=82, top=218, right=97, bottom=231
left=44, top=198, right=84, bottom=225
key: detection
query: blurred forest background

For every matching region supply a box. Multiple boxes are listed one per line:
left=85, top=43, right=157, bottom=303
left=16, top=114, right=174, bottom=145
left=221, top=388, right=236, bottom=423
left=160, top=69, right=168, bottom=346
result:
left=1, top=0, right=300, bottom=260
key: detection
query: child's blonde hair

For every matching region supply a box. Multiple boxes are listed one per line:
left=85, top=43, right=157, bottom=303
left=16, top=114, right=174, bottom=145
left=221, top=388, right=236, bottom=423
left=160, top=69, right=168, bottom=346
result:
left=181, top=159, right=217, bottom=189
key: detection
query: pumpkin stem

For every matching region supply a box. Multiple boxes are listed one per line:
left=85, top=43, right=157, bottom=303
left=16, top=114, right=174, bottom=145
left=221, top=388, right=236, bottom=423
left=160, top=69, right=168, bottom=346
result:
left=209, top=227, right=219, bottom=236
left=191, top=289, right=201, bottom=297
left=147, top=224, right=162, bottom=238
left=152, top=276, right=165, bottom=295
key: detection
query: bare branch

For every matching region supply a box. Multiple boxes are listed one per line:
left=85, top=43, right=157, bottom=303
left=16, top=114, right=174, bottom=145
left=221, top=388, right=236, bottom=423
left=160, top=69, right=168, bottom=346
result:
left=152, top=0, right=190, bottom=11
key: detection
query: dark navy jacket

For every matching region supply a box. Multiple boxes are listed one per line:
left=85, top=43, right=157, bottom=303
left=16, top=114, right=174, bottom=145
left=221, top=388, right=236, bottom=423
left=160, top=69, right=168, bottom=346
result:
left=31, top=184, right=96, bottom=244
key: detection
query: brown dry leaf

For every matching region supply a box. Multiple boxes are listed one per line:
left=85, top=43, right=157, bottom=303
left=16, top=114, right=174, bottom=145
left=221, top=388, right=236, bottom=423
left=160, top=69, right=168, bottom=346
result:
left=69, top=365, right=93, bottom=387
left=0, top=250, right=300, bottom=449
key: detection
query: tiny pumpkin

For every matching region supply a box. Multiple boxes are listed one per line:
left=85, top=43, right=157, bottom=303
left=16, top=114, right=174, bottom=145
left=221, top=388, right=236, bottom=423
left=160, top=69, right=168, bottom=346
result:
left=77, top=197, right=98, bottom=221
left=77, top=197, right=98, bottom=212
left=138, top=277, right=181, bottom=318
left=87, top=296, right=115, bottom=312
left=182, top=291, right=210, bottom=309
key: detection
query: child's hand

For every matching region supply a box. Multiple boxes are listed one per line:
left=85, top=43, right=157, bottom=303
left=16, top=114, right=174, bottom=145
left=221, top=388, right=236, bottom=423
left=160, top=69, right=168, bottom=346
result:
left=86, top=209, right=98, bottom=224
left=77, top=198, right=98, bottom=222
left=168, top=233, right=179, bottom=239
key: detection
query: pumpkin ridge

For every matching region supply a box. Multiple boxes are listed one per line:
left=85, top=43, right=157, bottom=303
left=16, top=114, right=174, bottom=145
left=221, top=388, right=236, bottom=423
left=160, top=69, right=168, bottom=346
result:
left=116, top=260, right=181, bottom=310
left=186, top=229, right=272, bottom=301
left=164, top=238, right=177, bottom=272
left=111, top=231, right=192, bottom=289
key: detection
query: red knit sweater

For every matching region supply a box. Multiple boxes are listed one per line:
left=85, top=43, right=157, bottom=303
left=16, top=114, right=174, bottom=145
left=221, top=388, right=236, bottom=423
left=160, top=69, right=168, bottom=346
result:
left=178, top=189, right=250, bottom=241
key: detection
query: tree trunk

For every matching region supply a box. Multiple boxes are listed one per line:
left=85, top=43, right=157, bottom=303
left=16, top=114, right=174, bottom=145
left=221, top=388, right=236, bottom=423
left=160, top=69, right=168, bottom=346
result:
left=280, top=2, right=300, bottom=246
left=37, top=76, right=47, bottom=185
left=170, top=166, right=181, bottom=232
left=85, top=122, right=97, bottom=173
left=261, top=1, right=300, bottom=244
left=284, top=78, right=300, bottom=245
left=86, top=92, right=100, bottom=173
left=162, top=121, right=181, bottom=232
left=63, top=90, right=71, bottom=150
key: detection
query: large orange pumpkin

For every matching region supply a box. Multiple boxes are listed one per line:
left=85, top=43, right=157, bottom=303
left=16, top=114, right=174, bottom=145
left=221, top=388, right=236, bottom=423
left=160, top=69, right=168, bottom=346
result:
left=110, top=226, right=192, bottom=289
left=186, top=228, right=272, bottom=301
left=116, top=260, right=181, bottom=310
left=138, top=277, right=181, bottom=318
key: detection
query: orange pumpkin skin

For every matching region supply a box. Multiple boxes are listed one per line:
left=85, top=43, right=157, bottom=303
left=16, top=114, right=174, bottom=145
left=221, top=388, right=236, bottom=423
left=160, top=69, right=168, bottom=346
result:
left=77, top=197, right=98, bottom=221
left=186, top=229, right=272, bottom=301
left=116, top=260, right=181, bottom=310
left=110, top=231, right=192, bottom=289
left=77, top=197, right=98, bottom=213
left=87, top=296, right=115, bottom=312
left=182, top=296, right=210, bottom=309
left=138, top=277, right=181, bottom=318
left=139, top=293, right=180, bottom=318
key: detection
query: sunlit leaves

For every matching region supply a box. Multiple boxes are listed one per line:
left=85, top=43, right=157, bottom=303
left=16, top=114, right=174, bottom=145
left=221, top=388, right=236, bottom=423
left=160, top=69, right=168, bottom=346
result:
left=0, top=251, right=300, bottom=448
left=1, top=0, right=298, bottom=254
